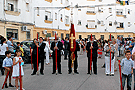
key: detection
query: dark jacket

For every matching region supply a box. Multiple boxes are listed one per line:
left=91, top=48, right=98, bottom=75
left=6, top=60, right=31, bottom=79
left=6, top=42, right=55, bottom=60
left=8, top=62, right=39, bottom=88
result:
left=51, top=41, right=63, bottom=57
left=39, top=42, right=46, bottom=58
left=86, top=41, right=98, bottom=58
left=64, top=41, right=69, bottom=50
left=31, top=43, right=40, bottom=55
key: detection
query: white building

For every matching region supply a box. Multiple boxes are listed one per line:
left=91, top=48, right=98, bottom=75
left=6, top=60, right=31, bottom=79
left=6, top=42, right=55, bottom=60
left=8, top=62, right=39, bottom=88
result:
left=0, top=0, right=34, bottom=41
left=0, top=0, right=135, bottom=41
left=71, top=0, right=135, bottom=39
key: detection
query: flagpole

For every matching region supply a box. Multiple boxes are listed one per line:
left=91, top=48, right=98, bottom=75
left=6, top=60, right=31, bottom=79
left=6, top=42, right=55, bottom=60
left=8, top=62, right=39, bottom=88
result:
left=118, top=60, right=123, bottom=90
left=110, top=34, right=111, bottom=75
left=90, top=34, right=92, bottom=75
left=55, top=33, right=58, bottom=75
left=37, top=33, right=39, bottom=75
left=2, top=71, right=9, bottom=89
left=19, top=57, right=22, bottom=90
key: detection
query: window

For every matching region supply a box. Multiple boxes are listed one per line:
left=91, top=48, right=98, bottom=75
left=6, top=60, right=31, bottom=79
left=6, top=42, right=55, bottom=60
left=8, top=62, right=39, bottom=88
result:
left=55, top=13, right=57, bottom=20
left=46, top=33, right=51, bottom=37
left=65, top=16, right=69, bottom=24
left=128, top=9, right=130, bottom=14
left=7, top=28, right=18, bottom=40
left=87, top=8, right=95, bottom=13
left=117, top=22, right=124, bottom=28
left=101, top=35, right=104, bottom=40
left=61, top=0, right=63, bottom=4
left=37, top=7, right=39, bottom=16
left=109, top=8, right=112, bottom=13
left=61, top=14, right=63, bottom=21
left=98, top=8, right=103, bottom=12
left=101, top=21, right=104, bottom=26
left=78, top=9, right=81, bottom=11
left=109, top=21, right=112, bottom=26
left=61, top=33, right=63, bottom=40
left=128, top=35, right=130, bottom=37
left=45, top=11, right=52, bottom=21
left=78, top=20, right=81, bottom=25
left=128, top=22, right=130, bottom=27
left=66, top=34, right=69, bottom=38
left=116, top=9, right=123, bottom=15
left=26, top=3, right=29, bottom=11
left=26, top=31, right=30, bottom=39
left=87, top=20, right=95, bottom=28
left=8, top=3, right=14, bottom=11
left=37, top=32, right=40, bottom=39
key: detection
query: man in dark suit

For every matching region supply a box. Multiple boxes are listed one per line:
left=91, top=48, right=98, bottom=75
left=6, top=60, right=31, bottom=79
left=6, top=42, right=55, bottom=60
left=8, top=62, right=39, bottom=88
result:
left=39, top=37, right=46, bottom=75
left=68, top=41, right=80, bottom=74
left=51, top=37, right=63, bottom=74
left=86, top=37, right=98, bottom=75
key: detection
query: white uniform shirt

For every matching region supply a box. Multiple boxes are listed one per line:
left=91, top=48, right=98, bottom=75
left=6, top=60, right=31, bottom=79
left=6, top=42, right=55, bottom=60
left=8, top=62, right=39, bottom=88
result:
left=0, top=43, right=8, bottom=55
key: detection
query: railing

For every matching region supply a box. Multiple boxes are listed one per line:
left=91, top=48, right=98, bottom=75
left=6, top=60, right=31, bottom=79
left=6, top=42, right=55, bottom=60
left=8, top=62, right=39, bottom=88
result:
left=87, top=11, right=95, bottom=13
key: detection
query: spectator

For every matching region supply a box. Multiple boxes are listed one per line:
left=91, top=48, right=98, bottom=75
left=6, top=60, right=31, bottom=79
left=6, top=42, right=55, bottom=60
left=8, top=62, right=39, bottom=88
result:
left=7, top=37, right=14, bottom=52
left=64, top=37, right=69, bottom=60
left=44, top=38, right=50, bottom=65
left=120, top=50, right=133, bottom=90
left=16, top=42, right=20, bottom=50
left=20, top=43, right=24, bottom=58
left=2, top=51, right=14, bottom=88
left=0, top=38, right=8, bottom=75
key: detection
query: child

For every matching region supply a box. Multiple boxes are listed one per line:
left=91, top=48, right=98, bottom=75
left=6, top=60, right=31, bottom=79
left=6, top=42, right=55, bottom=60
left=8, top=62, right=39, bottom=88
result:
left=2, top=51, right=14, bottom=88
left=98, top=45, right=102, bottom=58
left=12, top=49, right=25, bottom=90
left=120, top=50, right=133, bottom=90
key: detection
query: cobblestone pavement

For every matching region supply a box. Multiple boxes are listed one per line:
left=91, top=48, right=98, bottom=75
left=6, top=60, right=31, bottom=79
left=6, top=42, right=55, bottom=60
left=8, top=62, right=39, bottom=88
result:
left=0, top=52, right=134, bottom=90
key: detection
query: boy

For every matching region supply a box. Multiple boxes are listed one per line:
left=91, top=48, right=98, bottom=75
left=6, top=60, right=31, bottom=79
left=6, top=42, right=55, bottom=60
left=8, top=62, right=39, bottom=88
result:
left=2, top=51, right=14, bottom=88
left=120, top=50, right=133, bottom=90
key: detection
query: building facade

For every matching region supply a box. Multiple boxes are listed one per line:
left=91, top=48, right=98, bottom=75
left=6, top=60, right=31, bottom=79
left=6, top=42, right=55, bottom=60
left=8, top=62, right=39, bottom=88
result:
left=0, top=0, right=135, bottom=41
left=0, top=0, right=34, bottom=42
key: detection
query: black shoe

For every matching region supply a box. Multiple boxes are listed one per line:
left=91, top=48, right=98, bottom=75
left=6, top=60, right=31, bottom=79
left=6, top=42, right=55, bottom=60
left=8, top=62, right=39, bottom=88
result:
left=31, top=73, right=36, bottom=75
left=68, top=72, right=72, bottom=74
left=9, top=83, right=14, bottom=87
left=111, top=74, right=114, bottom=76
left=94, top=73, right=97, bottom=75
left=75, top=72, right=79, bottom=74
left=87, top=73, right=90, bottom=74
left=52, top=72, right=56, bottom=74
left=106, top=74, right=109, bottom=76
left=5, top=83, right=8, bottom=88
left=40, top=73, right=44, bottom=75
left=58, top=72, right=62, bottom=74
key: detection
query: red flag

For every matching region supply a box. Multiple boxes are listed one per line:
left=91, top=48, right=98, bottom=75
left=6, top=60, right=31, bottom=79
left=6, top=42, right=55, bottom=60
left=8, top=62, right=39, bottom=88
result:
left=69, top=23, right=76, bottom=52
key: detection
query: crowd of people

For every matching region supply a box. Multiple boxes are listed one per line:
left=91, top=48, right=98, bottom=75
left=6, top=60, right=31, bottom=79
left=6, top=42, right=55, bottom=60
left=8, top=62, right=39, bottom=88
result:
left=1, top=34, right=135, bottom=90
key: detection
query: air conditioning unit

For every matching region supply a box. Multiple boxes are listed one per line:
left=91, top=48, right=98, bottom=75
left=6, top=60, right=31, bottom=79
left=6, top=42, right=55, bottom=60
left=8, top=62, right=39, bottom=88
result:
left=97, top=20, right=101, bottom=24
left=21, top=26, right=27, bottom=31
left=99, top=0, right=102, bottom=2
left=43, top=30, right=47, bottom=34
left=114, top=21, right=117, bottom=25
left=52, top=31, right=57, bottom=36
left=124, top=15, right=127, bottom=18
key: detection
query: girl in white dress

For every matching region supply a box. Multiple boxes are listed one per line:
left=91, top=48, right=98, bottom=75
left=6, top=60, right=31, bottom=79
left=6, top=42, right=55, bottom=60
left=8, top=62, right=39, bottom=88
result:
left=12, top=49, right=25, bottom=90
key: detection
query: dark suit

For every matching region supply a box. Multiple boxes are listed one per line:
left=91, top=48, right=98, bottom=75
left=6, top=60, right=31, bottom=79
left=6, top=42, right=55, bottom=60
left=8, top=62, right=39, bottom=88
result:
left=31, top=43, right=40, bottom=74
left=86, top=41, right=98, bottom=74
left=68, top=42, right=80, bottom=73
left=39, top=42, right=46, bottom=73
left=51, top=41, right=63, bottom=73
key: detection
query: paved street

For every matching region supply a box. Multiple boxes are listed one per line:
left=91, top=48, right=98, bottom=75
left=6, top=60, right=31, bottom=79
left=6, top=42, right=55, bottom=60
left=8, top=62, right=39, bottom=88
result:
left=0, top=52, right=134, bottom=90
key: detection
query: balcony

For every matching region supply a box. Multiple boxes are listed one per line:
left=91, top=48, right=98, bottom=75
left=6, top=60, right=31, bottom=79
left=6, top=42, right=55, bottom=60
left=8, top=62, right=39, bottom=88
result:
left=45, top=0, right=52, bottom=3
left=116, top=27, right=124, bottom=30
left=65, top=24, right=69, bottom=27
left=4, top=6, right=21, bottom=16
left=44, top=18, right=53, bottom=24
left=86, top=11, right=96, bottom=15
